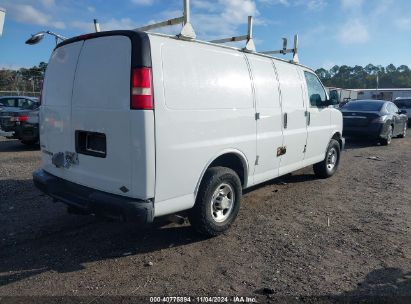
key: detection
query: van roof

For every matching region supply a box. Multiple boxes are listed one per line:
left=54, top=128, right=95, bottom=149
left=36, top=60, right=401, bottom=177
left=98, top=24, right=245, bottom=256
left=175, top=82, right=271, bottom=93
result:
left=57, top=30, right=315, bottom=73
left=147, top=32, right=315, bottom=72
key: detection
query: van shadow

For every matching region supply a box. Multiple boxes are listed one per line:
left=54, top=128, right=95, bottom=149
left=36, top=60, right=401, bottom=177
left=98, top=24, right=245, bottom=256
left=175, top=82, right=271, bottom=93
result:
left=0, top=178, right=208, bottom=287
left=0, top=221, right=207, bottom=287
left=243, top=172, right=316, bottom=195
left=342, top=267, right=411, bottom=299
left=0, top=139, right=40, bottom=152
left=344, top=137, right=381, bottom=150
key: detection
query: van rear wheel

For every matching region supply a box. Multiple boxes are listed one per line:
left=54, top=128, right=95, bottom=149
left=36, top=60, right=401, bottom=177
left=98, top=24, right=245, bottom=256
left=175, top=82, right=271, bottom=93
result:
left=313, top=139, right=341, bottom=179
left=189, top=167, right=242, bottom=237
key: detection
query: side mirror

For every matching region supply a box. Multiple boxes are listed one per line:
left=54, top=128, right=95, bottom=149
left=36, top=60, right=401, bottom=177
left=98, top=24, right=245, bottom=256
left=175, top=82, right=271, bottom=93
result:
left=325, top=98, right=338, bottom=107
left=329, top=90, right=339, bottom=101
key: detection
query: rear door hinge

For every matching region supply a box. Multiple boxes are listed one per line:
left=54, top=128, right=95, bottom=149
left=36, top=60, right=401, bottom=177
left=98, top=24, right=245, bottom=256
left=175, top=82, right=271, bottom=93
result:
left=255, top=155, right=260, bottom=165
left=255, top=112, right=260, bottom=120
left=303, top=145, right=307, bottom=153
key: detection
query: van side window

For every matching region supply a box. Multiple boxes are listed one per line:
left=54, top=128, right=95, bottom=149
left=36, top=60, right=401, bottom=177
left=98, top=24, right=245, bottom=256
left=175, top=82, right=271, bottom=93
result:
left=304, top=72, right=326, bottom=107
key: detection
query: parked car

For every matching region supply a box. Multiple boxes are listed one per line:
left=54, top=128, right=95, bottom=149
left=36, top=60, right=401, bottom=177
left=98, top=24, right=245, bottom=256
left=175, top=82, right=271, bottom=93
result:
left=393, top=97, right=411, bottom=125
left=33, top=30, right=344, bottom=236
left=342, top=100, right=408, bottom=145
left=0, top=96, right=40, bottom=145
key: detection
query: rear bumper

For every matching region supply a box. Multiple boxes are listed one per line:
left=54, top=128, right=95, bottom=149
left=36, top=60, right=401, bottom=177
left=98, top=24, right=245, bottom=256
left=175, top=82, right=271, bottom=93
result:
left=343, top=123, right=384, bottom=138
left=0, top=129, right=14, bottom=137
left=0, top=124, right=38, bottom=140
left=33, top=169, right=154, bottom=224
left=17, top=124, right=39, bottom=141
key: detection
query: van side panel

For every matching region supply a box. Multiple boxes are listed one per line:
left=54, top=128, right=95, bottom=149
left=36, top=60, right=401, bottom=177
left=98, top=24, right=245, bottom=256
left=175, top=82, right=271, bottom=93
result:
left=149, top=35, right=256, bottom=216
left=245, top=54, right=283, bottom=185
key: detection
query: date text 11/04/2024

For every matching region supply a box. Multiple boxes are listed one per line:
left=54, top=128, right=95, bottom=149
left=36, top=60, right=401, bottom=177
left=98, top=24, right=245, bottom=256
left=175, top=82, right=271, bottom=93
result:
left=149, top=296, right=257, bottom=303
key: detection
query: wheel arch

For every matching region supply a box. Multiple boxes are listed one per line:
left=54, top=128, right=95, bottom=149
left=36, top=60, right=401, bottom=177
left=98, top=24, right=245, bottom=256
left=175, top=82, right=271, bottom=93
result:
left=331, top=131, right=343, bottom=150
left=194, top=150, right=249, bottom=199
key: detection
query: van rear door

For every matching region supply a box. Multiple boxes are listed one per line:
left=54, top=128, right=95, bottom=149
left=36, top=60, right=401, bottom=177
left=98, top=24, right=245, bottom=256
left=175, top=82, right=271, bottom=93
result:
left=70, top=36, right=133, bottom=195
left=41, top=33, right=155, bottom=199
left=41, top=41, right=83, bottom=173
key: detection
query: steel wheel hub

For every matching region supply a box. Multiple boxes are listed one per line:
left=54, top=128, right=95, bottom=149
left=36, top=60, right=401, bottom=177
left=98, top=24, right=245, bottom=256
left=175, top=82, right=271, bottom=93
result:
left=327, top=148, right=337, bottom=171
left=210, top=183, right=235, bottom=223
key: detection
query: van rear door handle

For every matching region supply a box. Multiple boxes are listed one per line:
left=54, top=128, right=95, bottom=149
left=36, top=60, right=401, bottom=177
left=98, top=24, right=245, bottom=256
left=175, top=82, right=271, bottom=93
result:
left=306, top=111, right=311, bottom=126
left=283, top=113, right=288, bottom=129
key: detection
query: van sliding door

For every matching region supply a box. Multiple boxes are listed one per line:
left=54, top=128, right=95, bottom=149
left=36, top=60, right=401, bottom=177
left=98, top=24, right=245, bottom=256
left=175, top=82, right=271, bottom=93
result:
left=274, top=61, right=308, bottom=175
left=246, top=54, right=283, bottom=184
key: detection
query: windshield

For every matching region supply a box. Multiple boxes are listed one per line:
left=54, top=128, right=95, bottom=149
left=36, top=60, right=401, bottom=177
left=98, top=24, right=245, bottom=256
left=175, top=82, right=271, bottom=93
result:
left=343, top=101, right=384, bottom=112
left=394, top=99, right=411, bottom=108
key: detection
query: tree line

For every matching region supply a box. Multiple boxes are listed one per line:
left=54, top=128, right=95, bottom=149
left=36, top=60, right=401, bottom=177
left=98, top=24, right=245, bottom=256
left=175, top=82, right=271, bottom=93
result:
left=0, top=62, right=47, bottom=94
left=1, top=62, right=410, bottom=93
left=315, top=64, right=411, bottom=89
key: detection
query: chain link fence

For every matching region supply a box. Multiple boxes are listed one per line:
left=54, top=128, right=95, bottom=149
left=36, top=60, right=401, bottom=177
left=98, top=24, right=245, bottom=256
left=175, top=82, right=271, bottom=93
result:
left=0, top=91, right=41, bottom=97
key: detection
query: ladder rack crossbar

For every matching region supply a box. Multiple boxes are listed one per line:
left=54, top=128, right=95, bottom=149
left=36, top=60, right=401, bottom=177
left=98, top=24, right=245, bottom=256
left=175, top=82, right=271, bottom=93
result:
left=134, top=0, right=196, bottom=39
left=133, top=0, right=300, bottom=62
left=260, top=49, right=295, bottom=55
left=261, top=34, right=299, bottom=63
left=136, top=16, right=184, bottom=32
left=208, top=16, right=255, bottom=52
left=210, top=35, right=248, bottom=44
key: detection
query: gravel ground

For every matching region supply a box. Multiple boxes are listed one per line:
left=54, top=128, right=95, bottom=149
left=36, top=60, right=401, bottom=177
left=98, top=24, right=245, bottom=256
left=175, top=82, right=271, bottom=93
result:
left=0, top=134, right=410, bottom=302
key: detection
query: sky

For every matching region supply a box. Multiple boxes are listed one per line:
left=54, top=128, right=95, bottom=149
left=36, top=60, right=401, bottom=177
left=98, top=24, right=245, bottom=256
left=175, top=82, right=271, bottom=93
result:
left=0, top=0, right=411, bottom=70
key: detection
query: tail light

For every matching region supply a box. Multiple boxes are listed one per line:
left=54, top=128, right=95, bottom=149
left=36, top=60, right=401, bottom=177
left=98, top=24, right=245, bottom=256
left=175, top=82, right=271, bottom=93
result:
left=131, top=67, right=153, bottom=110
left=11, top=115, right=29, bottom=122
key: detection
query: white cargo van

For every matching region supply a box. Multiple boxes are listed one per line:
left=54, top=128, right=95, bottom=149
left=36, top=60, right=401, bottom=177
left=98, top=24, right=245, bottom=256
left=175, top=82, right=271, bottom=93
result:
left=33, top=30, right=344, bottom=236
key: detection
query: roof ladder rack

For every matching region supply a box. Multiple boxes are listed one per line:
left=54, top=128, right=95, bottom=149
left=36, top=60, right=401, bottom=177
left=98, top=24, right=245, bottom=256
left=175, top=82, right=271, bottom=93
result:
left=135, top=0, right=196, bottom=40
left=209, top=16, right=256, bottom=52
left=261, top=34, right=299, bottom=63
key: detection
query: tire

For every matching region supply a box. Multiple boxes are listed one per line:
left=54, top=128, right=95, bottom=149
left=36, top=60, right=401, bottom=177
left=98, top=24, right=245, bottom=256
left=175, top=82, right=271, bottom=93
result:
left=397, top=123, right=407, bottom=138
left=313, top=139, right=341, bottom=179
left=380, top=125, right=393, bottom=146
left=189, top=167, right=242, bottom=237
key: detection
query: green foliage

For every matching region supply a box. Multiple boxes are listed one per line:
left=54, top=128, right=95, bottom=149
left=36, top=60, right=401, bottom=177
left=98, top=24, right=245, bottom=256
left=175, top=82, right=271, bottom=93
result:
left=316, top=64, right=411, bottom=89
left=0, top=62, right=47, bottom=93
left=2, top=62, right=410, bottom=93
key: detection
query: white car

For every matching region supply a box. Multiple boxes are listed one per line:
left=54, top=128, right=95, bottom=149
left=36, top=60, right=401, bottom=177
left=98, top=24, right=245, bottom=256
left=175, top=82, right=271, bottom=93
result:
left=393, top=97, right=411, bottom=124
left=33, top=30, right=344, bottom=236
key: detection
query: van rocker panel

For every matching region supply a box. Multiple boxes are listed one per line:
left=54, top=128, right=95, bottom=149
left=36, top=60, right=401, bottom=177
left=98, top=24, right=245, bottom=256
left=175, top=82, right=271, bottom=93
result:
left=33, top=169, right=154, bottom=224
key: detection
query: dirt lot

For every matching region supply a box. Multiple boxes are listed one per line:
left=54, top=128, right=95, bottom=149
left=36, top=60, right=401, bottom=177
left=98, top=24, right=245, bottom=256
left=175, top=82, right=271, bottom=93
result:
left=0, top=134, right=410, bottom=301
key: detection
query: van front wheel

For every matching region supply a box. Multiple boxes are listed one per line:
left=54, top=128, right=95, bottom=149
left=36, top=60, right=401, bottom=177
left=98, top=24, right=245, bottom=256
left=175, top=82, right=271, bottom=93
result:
left=313, top=139, right=341, bottom=179
left=189, top=167, right=242, bottom=237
